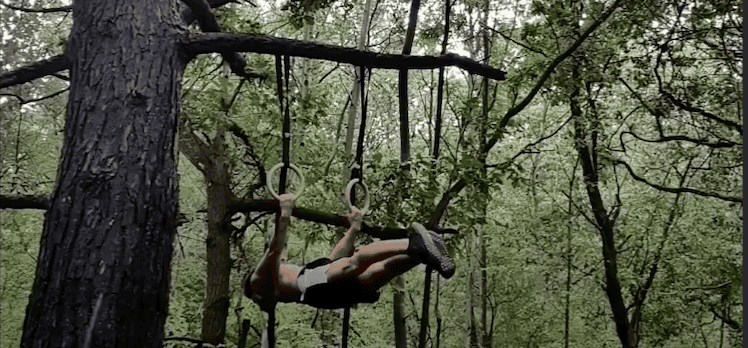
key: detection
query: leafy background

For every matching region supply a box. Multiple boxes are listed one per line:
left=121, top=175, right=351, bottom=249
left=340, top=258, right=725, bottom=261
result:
left=1, top=0, right=741, bottom=347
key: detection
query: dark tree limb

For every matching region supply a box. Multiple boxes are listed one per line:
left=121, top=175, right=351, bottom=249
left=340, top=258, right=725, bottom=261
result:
left=484, top=25, right=547, bottom=57
left=660, top=89, right=742, bottom=133
left=620, top=131, right=739, bottom=149
left=573, top=86, right=632, bottom=348
left=0, top=55, right=70, bottom=88
left=709, top=306, right=742, bottom=331
left=0, top=89, right=69, bottom=104
left=0, top=194, right=51, bottom=210
left=0, top=0, right=71, bottom=13
left=180, top=0, right=236, bottom=25
left=611, top=158, right=742, bottom=203
left=179, top=0, right=262, bottom=79
left=228, top=199, right=456, bottom=239
left=178, top=118, right=212, bottom=174
left=227, top=123, right=266, bottom=195
left=183, top=33, right=507, bottom=80
left=2, top=33, right=502, bottom=89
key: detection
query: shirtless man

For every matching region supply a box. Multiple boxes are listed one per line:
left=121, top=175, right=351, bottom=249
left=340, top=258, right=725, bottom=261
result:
left=244, top=193, right=455, bottom=310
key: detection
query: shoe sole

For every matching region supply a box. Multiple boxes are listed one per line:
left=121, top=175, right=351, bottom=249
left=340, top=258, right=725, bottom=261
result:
left=411, top=222, right=455, bottom=278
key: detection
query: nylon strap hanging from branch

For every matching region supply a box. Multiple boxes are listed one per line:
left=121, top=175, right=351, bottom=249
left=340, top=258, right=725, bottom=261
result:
left=341, top=65, right=368, bottom=348
left=277, top=55, right=292, bottom=191
left=352, top=66, right=369, bottom=183
left=267, top=54, right=292, bottom=348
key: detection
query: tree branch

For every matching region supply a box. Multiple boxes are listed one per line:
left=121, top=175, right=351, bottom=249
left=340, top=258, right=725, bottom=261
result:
left=484, top=25, right=548, bottom=57
left=660, top=89, right=742, bottom=133
left=179, top=0, right=263, bottom=79
left=0, top=55, right=70, bottom=88
left=228, top=199, right=457, bottom=239
left=183, top=33, right=507, bottom=80
left=0, top=89, right=69, bottom=104
left=227, top=123, right=266, bottom=194
left=483, top=0, right=624, bottom=154
left=709, top=306, right=742, bottom=331
left=0, top=0, right=71, bottom=13
left=178, top=118, right=211, bottom=174
left=487, top=114, right=574, bottom=167
left=0, top=194, right=51, bottom=210
left=611, top=158, right=742, bottom=203
left=180, top=0, right=236, bottom=25
left=620, top=131, right=739, bottom=149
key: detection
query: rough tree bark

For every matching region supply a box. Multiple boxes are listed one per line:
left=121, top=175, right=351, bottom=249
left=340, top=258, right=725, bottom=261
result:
left=19, top=1, right=185, bottom=347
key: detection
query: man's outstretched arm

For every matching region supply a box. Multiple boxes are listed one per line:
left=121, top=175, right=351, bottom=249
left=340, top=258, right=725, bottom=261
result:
left=250, top=193, right=294, bottom=311
left=328, top=207, right=363, bottom=261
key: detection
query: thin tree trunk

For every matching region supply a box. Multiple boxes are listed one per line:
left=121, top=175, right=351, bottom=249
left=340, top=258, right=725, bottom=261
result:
left=564, top=158, right=579, bottom=348
left=466, top=233, right=478, bottom=348
left=300, top=10, right=314, bottom=101
left=394, top=0, right=422, bottom=346
left=570, top=56, right=632, bottom=348
left=478, top=2, right=491, bottom=345
left=21, top=1, right=185, bottom=346
left=435, top=276, right=442, bottom=348
left=572, top=76, right=631, bottom=348
left=568, top=1, right=631, bottom=346
left=393, top=275, right=408, bottom=348
left=201, top=91, right=233, bottom=344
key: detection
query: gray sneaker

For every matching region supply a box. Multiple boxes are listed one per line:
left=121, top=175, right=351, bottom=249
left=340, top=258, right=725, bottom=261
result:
left=409, top=222, right=455, bottom=278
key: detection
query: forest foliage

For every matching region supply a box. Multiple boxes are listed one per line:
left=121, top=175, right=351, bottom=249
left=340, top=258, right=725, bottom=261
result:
left=0, top=0, right=741, bottom=347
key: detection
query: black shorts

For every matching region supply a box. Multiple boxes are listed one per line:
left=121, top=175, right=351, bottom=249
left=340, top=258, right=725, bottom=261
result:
left=298, top=258, right=381, bottom=309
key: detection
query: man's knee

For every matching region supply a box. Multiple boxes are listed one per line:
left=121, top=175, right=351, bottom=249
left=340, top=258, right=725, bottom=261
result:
left=357, top=261, right=386, bottom=285
left=334, top=256, right=364, bottom=277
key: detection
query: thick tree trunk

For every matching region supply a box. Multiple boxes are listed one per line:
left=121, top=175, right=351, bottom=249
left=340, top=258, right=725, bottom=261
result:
left=20, top=1, right=185, bottom=347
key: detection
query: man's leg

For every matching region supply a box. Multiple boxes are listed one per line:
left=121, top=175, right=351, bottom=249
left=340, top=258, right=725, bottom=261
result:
left=357, top=255, right=420, bottom=290
left=326, top=239, right=410, bottom=281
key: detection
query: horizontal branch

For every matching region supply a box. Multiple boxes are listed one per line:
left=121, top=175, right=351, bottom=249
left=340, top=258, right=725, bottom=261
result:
left=0, top=194, right=51, bottom=210
left=228, top=199, right=458, bottom=239
left=0, top=0, right=71, bottom=13
left=183, top=33, right=506, bottom=80
left=179, top=0, right=262, bottom=79
left=0, top=88, right=69, bottom=104
left=0, top=55, right=70, bottom=88
left=661, top=89, right=742, bottom=133
left=620, top=131, right=739, bottom=149
left=611, top=158, right=742, bottom=203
